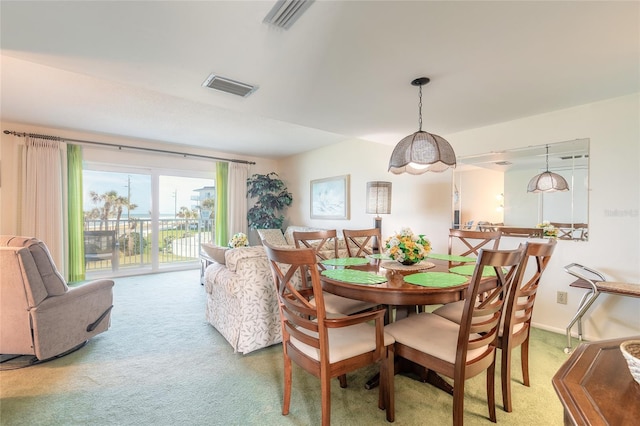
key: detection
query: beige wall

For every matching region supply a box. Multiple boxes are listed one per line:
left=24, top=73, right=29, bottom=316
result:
left=277, top=138, right=455, bottom=254
left=280, top=93, right=640, bottom=342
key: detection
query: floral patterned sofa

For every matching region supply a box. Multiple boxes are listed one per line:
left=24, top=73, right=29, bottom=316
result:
left=204, top=245, right=280, bottom=354
left=203, top=226, right=348, bottom=354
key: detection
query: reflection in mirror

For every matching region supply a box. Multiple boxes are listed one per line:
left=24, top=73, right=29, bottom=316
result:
left=453, top=139, right=589, bottom=241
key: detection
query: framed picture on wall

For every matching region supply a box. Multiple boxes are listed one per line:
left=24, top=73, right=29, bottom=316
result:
left=310, top=175, right=350, bottom=220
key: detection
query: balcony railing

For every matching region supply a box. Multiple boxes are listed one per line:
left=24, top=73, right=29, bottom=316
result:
left=84, top=218, right=214, bottom=274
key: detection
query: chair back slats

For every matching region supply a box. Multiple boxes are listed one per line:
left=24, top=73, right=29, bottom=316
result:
left=294, top=229, right=380, bottom=316
left=503, top=239, right=556, bottom=339
left=550, top=222, right=588, bottom=240
left=448, top=229, right=502, bottom=266
left=458, top=246, right=527, bottom=360
left=272, top=260, right=313, bottom=304
left=281, top=297, right=317, bottom=326
left=264, top=244, right=323, bottom=340
left=286, top=322, right=321, bottom=349
left=498, top=227, right=544, bottom=238
left=496, top=239, right=556, bottom=412
left=343, top=228, right=381, bottom=257
left=293, top=229, right=339, bottom=266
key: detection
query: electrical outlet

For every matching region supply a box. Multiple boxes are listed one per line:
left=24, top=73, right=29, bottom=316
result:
left=557, top=291, right=568, bottom=305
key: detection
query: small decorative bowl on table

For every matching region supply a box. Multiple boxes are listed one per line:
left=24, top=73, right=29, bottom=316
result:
left=381, top=260, right=435, bottom=272
left=620, top=340, right=640, bottom=385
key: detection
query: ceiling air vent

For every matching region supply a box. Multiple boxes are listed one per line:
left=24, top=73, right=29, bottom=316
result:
left=202, top=74, right=258, bottom=98
left=560, top=155, right=588, bottom=160
left=495, top=161, right=512, bottom=166
left=263, top=0, right=315, bottom=29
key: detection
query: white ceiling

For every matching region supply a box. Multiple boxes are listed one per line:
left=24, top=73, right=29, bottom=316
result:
left=1, top=1, right=638, bottom=159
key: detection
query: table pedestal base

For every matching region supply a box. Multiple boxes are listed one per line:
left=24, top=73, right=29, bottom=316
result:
left=365, top=359, right=454, bottom=395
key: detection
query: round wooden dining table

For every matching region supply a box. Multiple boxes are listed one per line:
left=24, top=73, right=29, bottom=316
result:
left=319, top=256, right=487, bottom=308
left=319, top=255, right=494, bottom=392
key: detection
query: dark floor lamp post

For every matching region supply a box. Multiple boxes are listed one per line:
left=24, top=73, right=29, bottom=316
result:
left=366, top=181, right=392, bottom=253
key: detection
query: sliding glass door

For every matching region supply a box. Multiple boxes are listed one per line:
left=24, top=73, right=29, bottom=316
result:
left=157, top=175, right=215, bottom=266
left=83, top=164, right=214, bottom=277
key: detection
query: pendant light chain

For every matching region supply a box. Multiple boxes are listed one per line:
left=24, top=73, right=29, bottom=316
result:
left=418, top=84, right=423, bottom=132
left=545, top=145, right=550, bottom=171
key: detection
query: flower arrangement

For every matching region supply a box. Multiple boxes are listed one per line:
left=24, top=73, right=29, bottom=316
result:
left=536, top=221, right=558, bottom=238
left=228, top=232, right=249, bottom=248
left=384, top=227, right=431, bottom=264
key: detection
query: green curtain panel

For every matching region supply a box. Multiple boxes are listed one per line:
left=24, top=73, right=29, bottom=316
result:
left=67, top=144, right=85, bottom=282
left=215, top=162, right=229, bottom=247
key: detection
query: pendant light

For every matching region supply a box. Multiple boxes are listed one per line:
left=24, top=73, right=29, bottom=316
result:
left=388, top=77, right=456, bottom=174
left=527, top=145, right=570, bottom=193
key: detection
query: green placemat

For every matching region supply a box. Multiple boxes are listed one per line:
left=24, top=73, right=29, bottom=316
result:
left=320, top=257, right=370, bottom=266
left=321, top=269, right=387, bottom=285
left=403, top=272, right=468, bottom=287
left=367, top=253, right=392, bottom=260
left=449, top=265, right=504, bottom=277
left=427, top=253, right=476, bottom=263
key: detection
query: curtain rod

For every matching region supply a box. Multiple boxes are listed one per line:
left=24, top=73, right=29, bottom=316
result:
left=3, top=130, right=256, bottom=165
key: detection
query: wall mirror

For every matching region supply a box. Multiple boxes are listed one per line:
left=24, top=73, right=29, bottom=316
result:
left=453, top=138, right=589, bottom=241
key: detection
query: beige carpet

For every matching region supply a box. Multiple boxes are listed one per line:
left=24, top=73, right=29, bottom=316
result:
left=0, top=269, right=572, bottom=425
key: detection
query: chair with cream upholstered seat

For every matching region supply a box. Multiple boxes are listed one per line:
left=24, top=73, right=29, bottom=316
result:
left=433, top=239, right=556, bottom=412
left=263, top=242, right=395, bottom=425
left=293, top=229, right=378, bottom=316
left=385, top=246, right=527, bottom=425
left=498, top=239, right=556, bottom=411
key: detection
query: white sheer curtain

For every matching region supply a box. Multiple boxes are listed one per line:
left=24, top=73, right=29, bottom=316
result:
left=227, top=162, right=249, bottom=236
left=19, top=136, right=67, bottom=274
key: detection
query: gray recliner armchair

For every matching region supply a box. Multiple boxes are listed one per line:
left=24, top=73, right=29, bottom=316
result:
left=0, top=236, right=114, bottom=361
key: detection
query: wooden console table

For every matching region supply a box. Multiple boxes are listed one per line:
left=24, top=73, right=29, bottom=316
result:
left=553, top=336, right=640, bottom=425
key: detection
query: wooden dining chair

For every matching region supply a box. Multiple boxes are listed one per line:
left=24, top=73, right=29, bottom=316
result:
left=550, top=222, right=589, bottom=240
left=342, top=228, right=382, bottom=257
left=384, top=246, right=527, bottom=425
left=434, top=240, right=556, bottom=412
left=575, top=223, right=588, bottom=240
left=292, top=229, right=339, bottom=264
left=449, top=229, right=502, bottom=258
left=549, top=222, right=574, bottom=240
left=498, top=227, right=544, bottom=238
left=263, top=242, right=395, bottom=425
left=293, top=230, right=378, bottom=316
left=476, top=221, right=492, bottom=232
left=448, top=229, right=502, bottom=267
left=498, top=238, right=556, bottom=412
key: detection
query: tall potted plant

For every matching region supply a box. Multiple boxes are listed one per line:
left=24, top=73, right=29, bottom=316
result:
left=247, top=172, right=293, bottom=230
